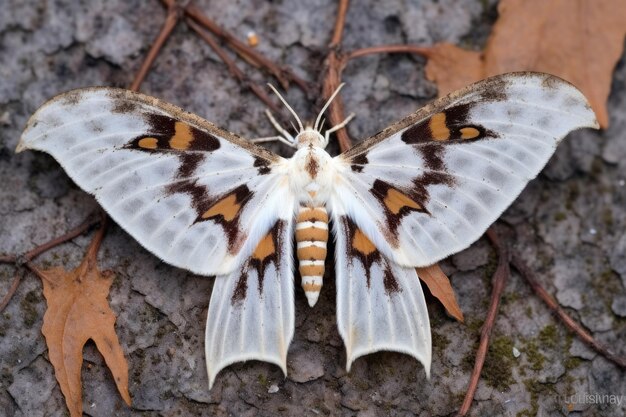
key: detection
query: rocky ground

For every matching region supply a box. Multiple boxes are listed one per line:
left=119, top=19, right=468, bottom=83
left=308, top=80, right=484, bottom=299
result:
left=1, top=0, right=625, bottom=416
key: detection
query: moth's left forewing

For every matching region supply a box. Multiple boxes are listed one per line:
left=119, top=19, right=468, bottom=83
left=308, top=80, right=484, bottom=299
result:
left=331, top=213, right=431, bottom=375
left=333, top=73, right=599, bottom=268
left=205, top=215, right=295, bottom=388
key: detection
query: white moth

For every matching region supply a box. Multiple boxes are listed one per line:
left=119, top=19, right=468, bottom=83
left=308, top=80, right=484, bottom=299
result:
left=17, top=72, right=598, bottom=388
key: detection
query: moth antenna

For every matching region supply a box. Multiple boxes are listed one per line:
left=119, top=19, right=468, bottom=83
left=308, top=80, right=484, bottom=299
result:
left=319, top=118, right=326, bottom=132
left=314, top=83, right=346, bottom=132
left=267, top=84, right=304, bottom=132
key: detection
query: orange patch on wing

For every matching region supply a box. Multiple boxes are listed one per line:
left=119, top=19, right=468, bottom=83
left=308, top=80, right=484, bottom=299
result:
left=169, top=122, right=194, bottom=150
left=252, top=233, right=275, bottom=261
left=352, top=229, right=376, bottom=256
left=460, top=127, right=480, bottom=139
left=429, top=112, right=450, bottom=141
left=201, top=194, right=241, bottom=221
left=384, top=188, right=422, bottom=214
left=138, top=137, right=158, bottom=149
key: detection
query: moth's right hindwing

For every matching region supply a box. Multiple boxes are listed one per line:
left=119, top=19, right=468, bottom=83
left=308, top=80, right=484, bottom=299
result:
left=205, top=217, right=295, bottom=388
left=18, top=88, right=288, bottom=276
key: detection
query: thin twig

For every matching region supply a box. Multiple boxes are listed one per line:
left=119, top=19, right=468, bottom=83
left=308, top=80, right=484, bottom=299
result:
left=458, top=227, right=510, bottom=416
left=0, top=270, right=23, bottom=313
left=330, top=0, right=350, bottom=48
left=321, top=0, right=352, bottom=152
left=0, top=213, right=101, bottom=309
left=511, top=254, right=626, bottom=369
left=161, top=0, right=311, bottom=94
left=130, top=1, right=182, bottom=92
left=0, top=214, right=100, bottom=265
left=347, top=44, right=432, bottom=61
left=186, top=19, right=283, bottom=114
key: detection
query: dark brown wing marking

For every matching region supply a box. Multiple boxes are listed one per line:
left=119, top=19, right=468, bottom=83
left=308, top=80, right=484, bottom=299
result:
left=341, top=216, right=400, bottom=294
left=370, top=180, right=429, bottom=236
left=362, top=103, right=498, bottom=240
left=401, top=103, right=497, bottom=145
left=126, top=114, right=221, bottom=152
left=350, top=153, right=368, bottom=173
left=231, top=220, right=286, bottom=304
left=123, top=113, right=271, bottom=253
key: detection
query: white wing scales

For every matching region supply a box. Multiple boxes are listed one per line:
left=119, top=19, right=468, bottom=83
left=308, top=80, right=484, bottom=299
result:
left=205, top=217, right=295, bottom=388
left=334, top=73, right=599, bottom=267
left=18, top=88, right=286, bottom=276
left=331, top=214, right=431, bottom=374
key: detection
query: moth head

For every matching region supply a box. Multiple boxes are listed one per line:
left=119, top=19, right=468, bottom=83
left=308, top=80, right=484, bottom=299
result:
left=266, top=83, right=354, bottom=149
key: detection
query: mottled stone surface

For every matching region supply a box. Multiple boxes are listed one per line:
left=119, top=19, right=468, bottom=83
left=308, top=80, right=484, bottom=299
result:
left=1, top=0, right=625, bottom=416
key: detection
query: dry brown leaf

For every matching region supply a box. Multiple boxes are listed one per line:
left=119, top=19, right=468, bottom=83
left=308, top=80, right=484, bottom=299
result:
left=36, top=226, right=131, bottom=417
left=417, top=264, right=464, bottom=322
left=424, top=0, right=626, bottom=128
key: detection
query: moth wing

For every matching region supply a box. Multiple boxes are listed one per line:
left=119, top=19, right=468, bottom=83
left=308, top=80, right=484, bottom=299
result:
left=18, top=87, right=286, bottom=275
left=205, top=215, right=295, bottom=388
left=332, top=72, right=599, bottom=267
left=331, top=213, right=431, bottom=375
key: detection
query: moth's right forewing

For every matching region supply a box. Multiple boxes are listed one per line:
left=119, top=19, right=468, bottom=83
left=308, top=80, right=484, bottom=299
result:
left=18, top=88, right=287, bottom=276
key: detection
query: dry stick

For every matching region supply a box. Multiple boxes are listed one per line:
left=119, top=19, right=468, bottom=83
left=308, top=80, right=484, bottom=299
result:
left=347, top=44, right=433, bottom=60
left=511, top=254, right=626, bottom=369
left=0, top=215, right=101, bottom=265
left=321, top=0, right=352, bottom=153
left=458, top=227, right=510, bottom=417
left=186, top=19, right=283, bottom=115
left=162, top=0, right=311, bottom=94
left=0, top=214, right=101, bottom=310
left=130, top=1, right=181, bottom=92
left=0, top=271, right=23, bottom=313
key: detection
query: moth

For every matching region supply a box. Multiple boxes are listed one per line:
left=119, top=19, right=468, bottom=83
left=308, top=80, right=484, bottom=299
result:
left=17, top=72, right=598, bottom=388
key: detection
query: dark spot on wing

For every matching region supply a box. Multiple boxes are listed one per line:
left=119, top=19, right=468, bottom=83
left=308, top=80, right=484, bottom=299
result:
left=231, top=273, right=248, bottom=304
left=383, top=266, right=400, bottom=295
left=61, top=90, right=83, bottom=106
left=111, top=100, right=138, bottom=114
left=350, top=152, right=368, bottom=172
left=253, top=156, right=272, bottom=175
left=401, top=102, right=497, bottom=145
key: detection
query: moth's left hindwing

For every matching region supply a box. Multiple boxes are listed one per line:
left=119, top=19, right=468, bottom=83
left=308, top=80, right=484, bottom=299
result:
left=18, top=88, right=289, bottom=275
left=332, top=214, right=431, bottom=374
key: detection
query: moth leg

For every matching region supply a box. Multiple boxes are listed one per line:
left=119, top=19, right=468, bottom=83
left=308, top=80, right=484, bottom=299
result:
left=324, top=112, right=355, bottom=146
left=264, top=109, right=297, bottom=147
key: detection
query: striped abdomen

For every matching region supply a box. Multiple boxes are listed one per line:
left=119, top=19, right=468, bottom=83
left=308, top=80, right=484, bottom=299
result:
left=296, top=206, right=328, bottom=307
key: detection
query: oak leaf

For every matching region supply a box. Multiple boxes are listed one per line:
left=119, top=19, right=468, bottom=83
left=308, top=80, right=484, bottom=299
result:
left=36, top=226, right=131, bottom=417
left=417, top=264, right=464, bottom=322
left=424, top=0, right=626, bottom=128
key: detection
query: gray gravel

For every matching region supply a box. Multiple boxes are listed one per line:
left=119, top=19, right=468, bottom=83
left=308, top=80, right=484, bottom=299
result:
left=1, top=0, right=625, bottom=416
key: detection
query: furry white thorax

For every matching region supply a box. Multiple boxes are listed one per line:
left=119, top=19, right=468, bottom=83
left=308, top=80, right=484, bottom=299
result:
left=287, top=140, right=335, bottom=206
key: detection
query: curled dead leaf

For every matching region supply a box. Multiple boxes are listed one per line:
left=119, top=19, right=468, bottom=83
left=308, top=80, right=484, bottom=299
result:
left=34, top=225, right=130, bottom=417
left=417, top=264, right=464, bottom=322
left=424, top=0, right=626, bottom=128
